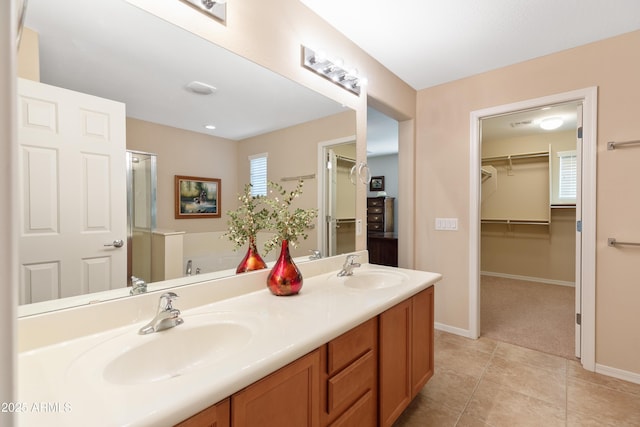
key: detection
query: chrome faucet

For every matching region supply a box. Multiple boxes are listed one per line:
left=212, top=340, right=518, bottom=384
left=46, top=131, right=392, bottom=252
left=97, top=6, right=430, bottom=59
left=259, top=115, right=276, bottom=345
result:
left=129, top=276, right=147, bottom=295
left=139, top=292, right=184, bottom=335
left=337, top=254, right=361, bottom=277
left=309, top=249, right=322, bottom=260
left=185, top=260, right=193, bottom=276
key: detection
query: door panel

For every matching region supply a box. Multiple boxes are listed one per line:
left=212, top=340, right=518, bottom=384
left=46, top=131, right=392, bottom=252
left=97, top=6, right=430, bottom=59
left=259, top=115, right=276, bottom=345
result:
left=18, top=78, right=127, bottom=304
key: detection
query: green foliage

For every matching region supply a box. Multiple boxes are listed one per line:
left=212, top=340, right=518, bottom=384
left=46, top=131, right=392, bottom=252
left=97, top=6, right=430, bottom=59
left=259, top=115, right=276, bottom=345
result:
left=263, top=180, right=318, bottom=254
left=223, top=184, right=270, bottom=250
left=224, top=180, right=318, bottom=254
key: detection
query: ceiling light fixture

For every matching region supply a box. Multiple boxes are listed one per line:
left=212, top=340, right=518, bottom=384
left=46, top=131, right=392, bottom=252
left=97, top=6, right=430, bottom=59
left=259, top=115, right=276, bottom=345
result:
left=539, top=117, right=564, bottom=130
left=204, top=124, right=216, bottom=130
left=302, top=46, right=366, bottom=96
left=180, top=0, right=227, bottom=23
left=186, top=80, right=217, bottom=95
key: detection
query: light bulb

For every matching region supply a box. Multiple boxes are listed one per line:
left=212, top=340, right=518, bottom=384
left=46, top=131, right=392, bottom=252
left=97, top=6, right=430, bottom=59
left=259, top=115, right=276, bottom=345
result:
left=539, top=117, right=563, bottom=130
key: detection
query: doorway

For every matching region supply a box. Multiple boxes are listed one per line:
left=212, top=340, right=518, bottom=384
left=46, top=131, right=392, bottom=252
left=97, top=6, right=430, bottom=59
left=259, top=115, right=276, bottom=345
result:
left=469, top=87, right=597, bottom=371
left=126, top=150, right=157, bottom=285
left=479, top=102, right=579, bottom=359
left=318, top=137, right=357, bottom=258
left=366, top=106, right=400, bottom=266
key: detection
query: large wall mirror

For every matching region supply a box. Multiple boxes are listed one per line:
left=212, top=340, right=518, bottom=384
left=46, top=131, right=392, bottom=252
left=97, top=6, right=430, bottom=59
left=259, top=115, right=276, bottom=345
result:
left=18, top=0, right=356, bottom=316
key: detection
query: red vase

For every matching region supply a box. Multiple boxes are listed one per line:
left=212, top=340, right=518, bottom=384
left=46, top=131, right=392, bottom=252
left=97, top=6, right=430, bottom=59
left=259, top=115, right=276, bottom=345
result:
left=236, top=237, right=267, bottom=274
left=267, top=240, right=303, bottom=296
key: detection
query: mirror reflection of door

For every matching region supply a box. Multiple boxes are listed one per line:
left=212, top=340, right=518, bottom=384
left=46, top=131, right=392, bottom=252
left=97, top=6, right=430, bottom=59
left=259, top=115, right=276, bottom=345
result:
left=17, top=79, right=127, bottom=304
left=323, top=143, right=356, bottom=257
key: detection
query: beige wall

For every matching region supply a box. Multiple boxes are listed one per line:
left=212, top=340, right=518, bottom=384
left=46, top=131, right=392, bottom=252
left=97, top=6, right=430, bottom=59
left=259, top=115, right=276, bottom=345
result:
left=416, top=30, right=640, bottom=374
left=17, top=27, right=38, bottom=81
left=237, top=110, right=356, bottom=257
left=126, top=118, right=238, bottom=234
left=481, top=131, right=576, bottom=283
left=481, top=209, right=576, bottom=283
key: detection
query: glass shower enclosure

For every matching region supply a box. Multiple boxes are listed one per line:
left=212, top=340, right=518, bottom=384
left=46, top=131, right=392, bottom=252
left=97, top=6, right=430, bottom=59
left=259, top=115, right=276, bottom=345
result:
left=126, top=151, right=157, bottom=285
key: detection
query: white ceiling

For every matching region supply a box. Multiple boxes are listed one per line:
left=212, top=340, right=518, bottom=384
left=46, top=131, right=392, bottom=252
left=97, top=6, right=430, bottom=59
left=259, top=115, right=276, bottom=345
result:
left=301, top=0, right=640, bottom=90
left=25, top=1, right=640, bottom=154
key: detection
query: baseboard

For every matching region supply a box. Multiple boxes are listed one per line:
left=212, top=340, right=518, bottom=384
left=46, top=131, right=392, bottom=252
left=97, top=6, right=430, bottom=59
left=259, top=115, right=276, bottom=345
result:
left=481, top=271, right=575, bottom=287
left=435, top=322, right=475, bottom=339
left=596, top=363, right=640, bottom=385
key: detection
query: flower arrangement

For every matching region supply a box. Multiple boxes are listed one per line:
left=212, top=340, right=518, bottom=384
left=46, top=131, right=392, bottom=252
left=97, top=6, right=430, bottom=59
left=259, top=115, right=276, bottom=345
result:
left=223, top=184, right=270, bottom=250
left=263, top=180, right=318, bottom=254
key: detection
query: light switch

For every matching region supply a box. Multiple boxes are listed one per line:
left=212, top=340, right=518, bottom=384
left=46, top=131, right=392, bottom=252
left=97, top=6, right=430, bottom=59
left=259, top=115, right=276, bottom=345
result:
left=435, top=217, right=458, bottom=231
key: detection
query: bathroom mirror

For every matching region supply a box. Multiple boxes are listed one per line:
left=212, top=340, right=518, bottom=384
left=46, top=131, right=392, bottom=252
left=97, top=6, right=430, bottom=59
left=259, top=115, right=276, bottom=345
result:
left=18, top=0, right=356, bottom=315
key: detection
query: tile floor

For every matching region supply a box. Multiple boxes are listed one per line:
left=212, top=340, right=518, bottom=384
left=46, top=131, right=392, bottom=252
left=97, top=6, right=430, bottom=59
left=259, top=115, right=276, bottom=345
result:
left=394, top=330, right=640, bottom=426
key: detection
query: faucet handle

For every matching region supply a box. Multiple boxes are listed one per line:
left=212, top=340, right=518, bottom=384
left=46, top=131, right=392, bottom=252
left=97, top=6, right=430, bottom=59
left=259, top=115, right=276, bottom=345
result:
left=346, top=254, right=360, bottom=264
left=309, top=249, right=322, bottom=260
left=159, top=292, right=179, bottom=310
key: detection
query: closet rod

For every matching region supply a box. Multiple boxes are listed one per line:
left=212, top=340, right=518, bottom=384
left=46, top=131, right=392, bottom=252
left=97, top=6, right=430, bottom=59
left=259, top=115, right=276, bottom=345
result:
left=607, top=140, right=640, bottom=150
left=481, top=219, right=550, bottom=226
left=607, top=238, right=640, bottom=247
left=336, top=155, right=356, bottom=163
left=481, top=151, right=549, bottom=162
left=281, top=174, right=315, bottom=182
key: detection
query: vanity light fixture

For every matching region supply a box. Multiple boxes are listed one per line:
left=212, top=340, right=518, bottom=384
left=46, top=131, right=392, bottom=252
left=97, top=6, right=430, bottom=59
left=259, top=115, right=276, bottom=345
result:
left=180, top=0, right=227, bottom=23
left=302, top=46, right=366, bottom=96
left=539, top=117, right=564, bottom=130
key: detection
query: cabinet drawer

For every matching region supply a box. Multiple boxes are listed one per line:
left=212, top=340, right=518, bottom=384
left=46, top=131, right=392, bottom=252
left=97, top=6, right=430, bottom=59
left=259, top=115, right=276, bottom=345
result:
left=367, top=198, right=384, bottom=207
left=367, top=223, right=383, bottom=231
left=327, top=350, right=375, bottom=414
left=328, top=389, right=375, bottom=427
left=367, top=207, right=383, bottom=215
left=367, top=214, right=383, bottom=223
left=327, top=318, right=376, bottom=376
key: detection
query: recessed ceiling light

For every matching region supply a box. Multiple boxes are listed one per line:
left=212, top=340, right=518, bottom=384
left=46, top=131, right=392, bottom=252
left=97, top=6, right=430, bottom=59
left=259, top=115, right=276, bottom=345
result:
left=204, top=124, right=216, bottom=130
left=186, top=81, right=217, bottom=95
left=539, top=117, right=563, bottom=130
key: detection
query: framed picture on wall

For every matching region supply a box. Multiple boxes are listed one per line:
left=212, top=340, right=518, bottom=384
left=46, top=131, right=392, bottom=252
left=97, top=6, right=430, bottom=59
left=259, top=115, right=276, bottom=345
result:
left=370, top=176, right=385, bottom=192
left=175, top=175, right=221, bottom=219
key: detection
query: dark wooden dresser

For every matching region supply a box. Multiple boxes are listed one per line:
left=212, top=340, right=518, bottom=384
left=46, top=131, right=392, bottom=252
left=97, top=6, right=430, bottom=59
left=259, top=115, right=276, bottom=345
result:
left=367, top=197, right=394, bottom=232
left=367, top=232, right=398, bottom=267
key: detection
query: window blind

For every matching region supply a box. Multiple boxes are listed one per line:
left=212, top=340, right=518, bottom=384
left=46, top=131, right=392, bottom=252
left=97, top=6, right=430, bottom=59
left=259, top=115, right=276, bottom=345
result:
left=558, top=150, right=577, bottom=200
left=249, top=153, right=268, bottom=197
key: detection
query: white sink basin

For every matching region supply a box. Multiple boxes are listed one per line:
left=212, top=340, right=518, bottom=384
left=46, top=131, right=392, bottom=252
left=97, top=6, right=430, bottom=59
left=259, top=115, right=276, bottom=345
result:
left=67, top=312, right=258, bottom=386
left=329, top=269, right=409, bottom=290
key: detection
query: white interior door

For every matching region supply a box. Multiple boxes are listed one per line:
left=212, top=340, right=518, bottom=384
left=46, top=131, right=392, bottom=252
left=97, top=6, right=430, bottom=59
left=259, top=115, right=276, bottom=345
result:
left=575, top=104, right=583, bottom=358
left=18, top=78, right=127, bottom=304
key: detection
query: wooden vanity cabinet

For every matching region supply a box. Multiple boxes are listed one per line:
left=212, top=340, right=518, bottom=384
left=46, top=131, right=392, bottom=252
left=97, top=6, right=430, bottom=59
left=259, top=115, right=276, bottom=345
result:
left=174, top=398, right=230, bottom=427
left=232, top=349, right=321, bottom=427
left=321, top=318, right=377, bottom=427
left=175, top=286, right=434, bottom=427
left=378, top=286, right=435, bottom=427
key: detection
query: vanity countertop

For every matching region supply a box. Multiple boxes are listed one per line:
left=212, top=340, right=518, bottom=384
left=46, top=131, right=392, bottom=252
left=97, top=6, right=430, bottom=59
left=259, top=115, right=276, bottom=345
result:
left=17, top=263, right=441, bottom=427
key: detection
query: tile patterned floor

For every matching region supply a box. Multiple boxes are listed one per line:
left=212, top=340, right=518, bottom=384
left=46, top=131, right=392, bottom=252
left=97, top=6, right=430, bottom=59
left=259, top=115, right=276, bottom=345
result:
left=394, top=331, right=640, bottom=427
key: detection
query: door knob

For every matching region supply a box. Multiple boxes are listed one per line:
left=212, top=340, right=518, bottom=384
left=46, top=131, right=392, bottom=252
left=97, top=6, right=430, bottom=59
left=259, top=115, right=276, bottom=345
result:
left=104, top=239, right=124, bottom=248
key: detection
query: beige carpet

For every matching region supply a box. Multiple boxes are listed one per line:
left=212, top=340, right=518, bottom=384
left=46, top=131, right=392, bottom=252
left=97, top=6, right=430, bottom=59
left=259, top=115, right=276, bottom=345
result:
left=480, top=275, right=576, bottom=359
